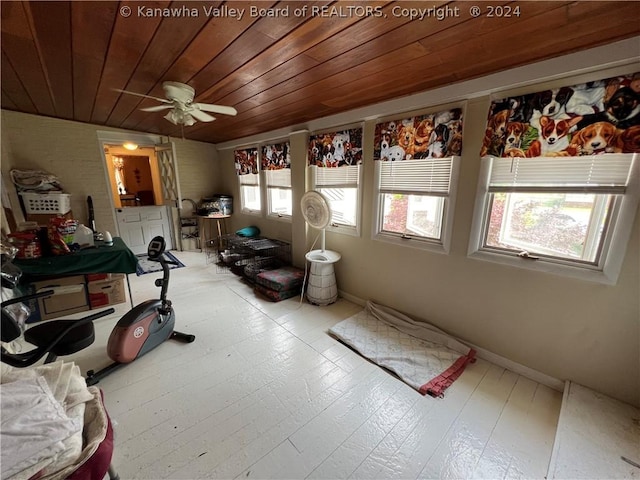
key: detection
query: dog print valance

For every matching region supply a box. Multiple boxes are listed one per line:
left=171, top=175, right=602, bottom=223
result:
left=480, top=72, right=640, bottom=158
left=308, top=128, right=363, bottom=167
left=234, top=147, right=258, bottom=175
left=262, top=142, right=290, bottom=170
left=374, top=108, right=464, bottom=161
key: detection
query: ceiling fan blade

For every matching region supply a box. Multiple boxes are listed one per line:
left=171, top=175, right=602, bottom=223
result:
left=140, top=105, right=174, bottom=112
left=193, top=103, right=237, bottom=116
left=113, top=88, right=171, bottom=104
left=188, top=109, right=216, bottom=122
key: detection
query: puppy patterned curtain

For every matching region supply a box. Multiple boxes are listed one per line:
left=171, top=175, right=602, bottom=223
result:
left=308, top=128, right=363, bottom=167
left=262, top=142, right=290, bottom=170
left=374, top=108, right=464, bottom=161
left=480, top=72, right=640, bottom=158
left=234, top=147, right=258, bottom=175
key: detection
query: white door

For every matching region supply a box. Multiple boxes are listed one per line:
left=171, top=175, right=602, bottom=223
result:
left=116, top=206, right=173, bottom=255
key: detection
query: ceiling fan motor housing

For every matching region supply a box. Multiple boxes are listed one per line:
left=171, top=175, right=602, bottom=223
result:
left=162, top=81, right=195, bottom=104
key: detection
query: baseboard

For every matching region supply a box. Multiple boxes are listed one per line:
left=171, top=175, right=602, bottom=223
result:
left=546, top=380, right=571, bottom=479
left=336, top=289, right=564, bottom=392
left=468, top=342, right=564, bottom=392
left=337, top=289, right=366, bottom=306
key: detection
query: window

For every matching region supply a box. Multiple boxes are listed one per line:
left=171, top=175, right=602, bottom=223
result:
left=312, top=165, right=361, bottom=231
left=470, top=154, right=638, bottom=283
left=375, top=157, right=459, bottom=251
left=263, top=142, right=292, bottom=219
left=265, top=169, right=292, bottom=217
left=373, top=108, right=464, bottom=252
left=469, top=72, right=639, bottom=283
left=239, top=175, right=261, bottom=212
left=235, top=147, right=261, bottom=214
left=308, top=127, right=363, bottom=235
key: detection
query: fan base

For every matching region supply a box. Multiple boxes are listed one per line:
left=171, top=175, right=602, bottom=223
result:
left=306, top=249, right=340, bottom=306
left=305, top=249, right=341, bottom=264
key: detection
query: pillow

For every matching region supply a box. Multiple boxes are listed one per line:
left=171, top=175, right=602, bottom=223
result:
left=235, top=226, right=260, bottom=237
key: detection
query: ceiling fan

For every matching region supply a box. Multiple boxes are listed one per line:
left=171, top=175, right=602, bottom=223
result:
left=115, top=81, right=237, bottom=126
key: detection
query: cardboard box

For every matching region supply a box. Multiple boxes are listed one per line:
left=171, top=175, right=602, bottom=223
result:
left=88, top=274, right=126, bottom=309
left=26, top=210, right=74, bottom=227
left=27, top=275, right=90, bottom=322
left=85, top=273, right=112, bottom=283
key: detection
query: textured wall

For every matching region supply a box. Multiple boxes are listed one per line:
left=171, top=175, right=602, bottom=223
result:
left=1, top=110, right=219, bottom=246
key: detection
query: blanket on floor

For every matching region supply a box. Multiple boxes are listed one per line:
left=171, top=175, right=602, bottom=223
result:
left=329, top=301, right=476, bottom=397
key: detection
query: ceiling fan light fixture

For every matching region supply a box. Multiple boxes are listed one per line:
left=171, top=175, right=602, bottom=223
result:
left=164, top=110, right=179, bottom=125
left=183, top=113, right=196, bottom=127
left=164, top=109, right=196, bottom=126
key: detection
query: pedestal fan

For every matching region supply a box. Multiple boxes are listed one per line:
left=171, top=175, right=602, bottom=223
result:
left=301, top=191, right=341, bottom=305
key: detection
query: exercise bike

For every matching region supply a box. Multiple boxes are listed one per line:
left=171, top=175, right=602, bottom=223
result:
left=86, top=236, right=195, bottom=385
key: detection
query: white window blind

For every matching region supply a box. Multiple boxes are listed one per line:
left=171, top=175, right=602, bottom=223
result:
left=265, top=169, right=291, bottom=188
left=488, top=154, right=634, bottom=193
left=313, top=165, right=360, bottom=187
left=239, top=172, right=260, bottom=186
left=378, top=157, right=453, bottom=196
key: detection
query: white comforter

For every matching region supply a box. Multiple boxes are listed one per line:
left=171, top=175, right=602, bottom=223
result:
left=329, top=301, right=476, bottom=397
left=0, top=361, right=94, bottom=480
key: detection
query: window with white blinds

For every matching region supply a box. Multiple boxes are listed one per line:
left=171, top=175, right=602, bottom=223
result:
left=311, top=164, right=361, bottom=231
left=488, top=155, right=633, bottom=193
left=265, top=169, right=292, bottom=217
left=378, top=157, right=453, bottom=196
left=374, top=156, right=459, bottom=250
left=470, top=153, right=639, bottom=284
left=239, top=173, right=261, bottom=212
left=239, top=173, right=259, bottom=187
left=313, top=165, right=360, bottom=188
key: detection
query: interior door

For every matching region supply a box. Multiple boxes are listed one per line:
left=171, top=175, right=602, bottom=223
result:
left=116, top=206, right=172, bottom=255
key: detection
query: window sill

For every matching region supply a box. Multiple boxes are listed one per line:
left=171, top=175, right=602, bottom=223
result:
left=328, top=224, right=360, bottom=238
left=374, top=232, right=448, bottom=254
left=267, top=213, right=292, bottom=223
left=468, top=249, right=618, bottom=285
left=241, top=209, right=262, bottom=217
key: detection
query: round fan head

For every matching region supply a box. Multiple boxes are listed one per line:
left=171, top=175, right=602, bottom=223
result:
left=301, top=191, right=331, bottom=229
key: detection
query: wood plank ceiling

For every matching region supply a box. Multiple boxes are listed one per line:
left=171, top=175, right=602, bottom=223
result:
left=2, top=1, right=639, bottom=144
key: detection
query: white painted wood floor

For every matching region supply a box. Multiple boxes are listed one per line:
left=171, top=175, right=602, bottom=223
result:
left=69, top=251, right=562, bottom=480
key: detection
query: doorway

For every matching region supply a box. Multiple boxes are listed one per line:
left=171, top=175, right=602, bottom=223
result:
left=102, top=143, right=174, bottom=255
left=104, top=145, right=163, bottom=208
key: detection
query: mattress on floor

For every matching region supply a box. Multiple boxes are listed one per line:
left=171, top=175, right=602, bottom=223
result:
left=329, top=301, right=476, bottom=397
left=255, top=266, right=305, bottom=292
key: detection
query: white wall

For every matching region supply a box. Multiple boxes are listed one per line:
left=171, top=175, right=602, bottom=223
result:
left=215, top=38, right=640, bottom=407
left=1, top=110, right=220, bottom=243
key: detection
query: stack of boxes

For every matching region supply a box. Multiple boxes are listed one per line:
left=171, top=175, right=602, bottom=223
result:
left=25, top=274, right=126, bottom=323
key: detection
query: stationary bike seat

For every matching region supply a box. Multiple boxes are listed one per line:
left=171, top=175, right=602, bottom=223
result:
left=25, top=320, right=95, bottom=356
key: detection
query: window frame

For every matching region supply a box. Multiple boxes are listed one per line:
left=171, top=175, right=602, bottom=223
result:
left=236, top=146, right=262, bottom=215
left=262, top=141, right=292, bottom=222
left=468, top=154, right=639, bottom=284
left=264, top=169, right=293, bottom=221
left=372, top=155, right=461, bottom=253
left=239, top=176, right=262, bottom=215
left=310, top=164, right=363, bottom=237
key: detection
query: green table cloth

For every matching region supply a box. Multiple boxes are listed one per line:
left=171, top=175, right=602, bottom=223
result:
left=14, top=237, right=138, bottom=276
